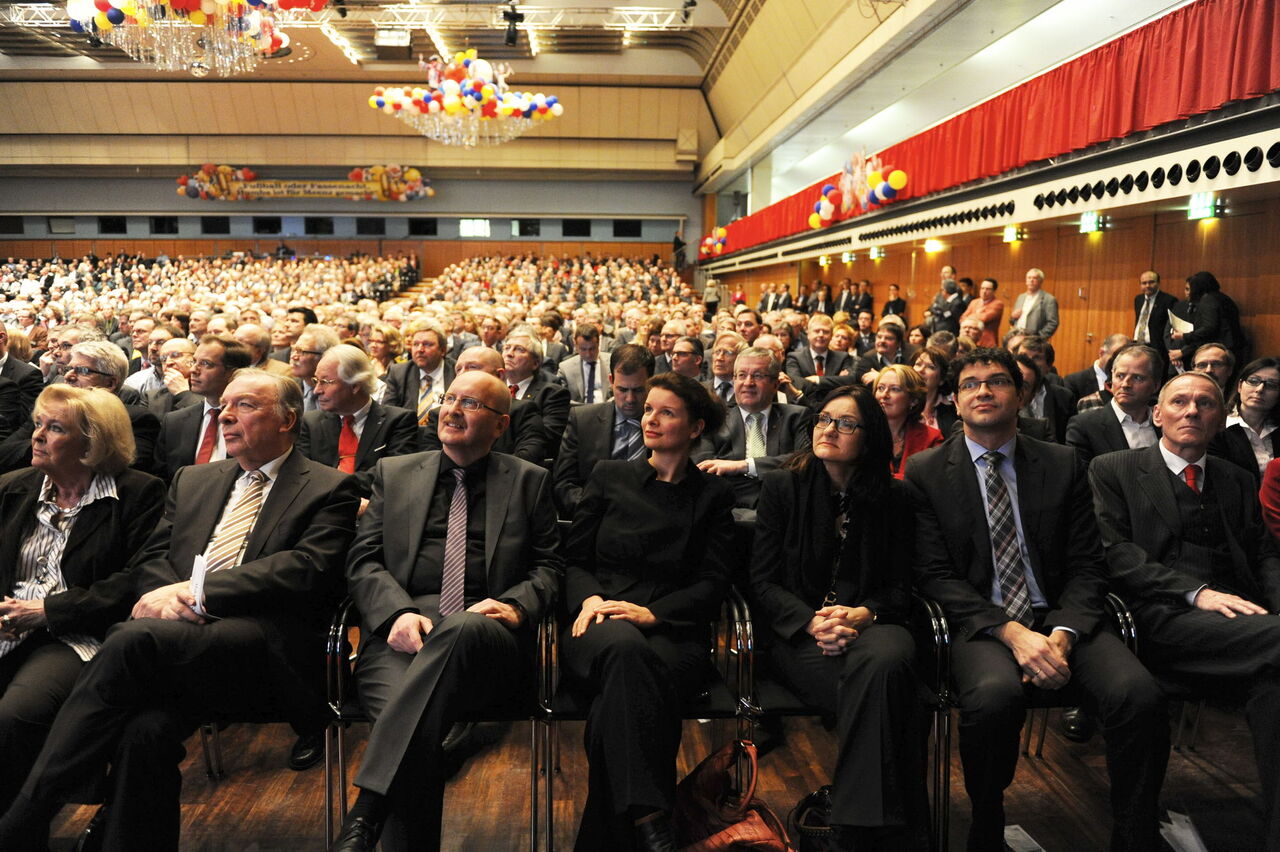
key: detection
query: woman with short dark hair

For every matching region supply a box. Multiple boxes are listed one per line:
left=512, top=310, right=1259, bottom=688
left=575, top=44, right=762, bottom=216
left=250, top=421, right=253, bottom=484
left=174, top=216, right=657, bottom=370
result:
left=561, top=372, right=736, bottom=850
left=1212, top=356, right=1280, bottom=483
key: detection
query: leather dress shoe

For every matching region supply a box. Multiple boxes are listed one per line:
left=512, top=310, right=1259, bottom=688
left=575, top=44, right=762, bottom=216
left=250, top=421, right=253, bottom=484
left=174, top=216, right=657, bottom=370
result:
left=74, top=805, right=108, bottom=852
left=441, top=721, right=476, bottom=754
left=331, top=815, right=382, bottom=852
left=634, top=812, right=678, bottom=852
left=1059, top=707, right=1096, bottom=743
left=288, top=731, right=325, bottom=771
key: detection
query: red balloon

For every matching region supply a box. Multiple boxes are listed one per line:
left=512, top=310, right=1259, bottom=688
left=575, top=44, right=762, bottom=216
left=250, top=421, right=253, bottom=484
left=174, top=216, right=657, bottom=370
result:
left=176, top=175, right=189, bottom=186
left=825, top=190, right=842, bottom=209
left=309, top=0, right=326, bottom=10
left=444, top=66, right=466, bottom=83
left=241, top=169, right=256, bottom=181
left=93, top=0, right=110, bottom=10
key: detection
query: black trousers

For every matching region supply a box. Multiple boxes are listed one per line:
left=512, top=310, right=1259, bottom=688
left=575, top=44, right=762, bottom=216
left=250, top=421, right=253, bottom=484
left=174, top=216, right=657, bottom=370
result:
left=559, top=618, right=709, bottom=851
left=950, top=628, right=1168, bottom=852
left=354, top=610, right=531, bottom=852
left=0, top=631, right=84, bottom=814
left=769, top=623, right=925, bottom=829
left=1131, top=602, right=1280, bottom=851
left=0, top=617, right=310, bottom=852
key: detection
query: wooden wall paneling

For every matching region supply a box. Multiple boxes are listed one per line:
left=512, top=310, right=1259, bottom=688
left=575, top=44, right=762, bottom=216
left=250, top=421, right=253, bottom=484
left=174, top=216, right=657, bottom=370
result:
left=1079, top=214, right=1155, bottom=369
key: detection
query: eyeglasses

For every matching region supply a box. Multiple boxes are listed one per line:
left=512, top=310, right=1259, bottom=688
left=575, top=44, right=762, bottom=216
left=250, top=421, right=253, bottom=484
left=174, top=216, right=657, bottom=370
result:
left=440, top=393, right=505, bottom=415
left=712, top=348, right=739, bottom=358
left=671, top=349, right=697, bottom=358
left=64, top=365, right=113, bottom=379
left=159, top=352, right=193, bottom=362
left=194, top=359, right=223, bottom=371
left=957, top=376, right=1016, bottom=393
left=815, top=413, right=862, bottom=435
left=733, top=372, right=773, bottom=383
left=1244, top=376, right=1280, bottom=391
left=293, top=349, right=324, bottom=358
left=1193, top=360, right=1228, bottom=370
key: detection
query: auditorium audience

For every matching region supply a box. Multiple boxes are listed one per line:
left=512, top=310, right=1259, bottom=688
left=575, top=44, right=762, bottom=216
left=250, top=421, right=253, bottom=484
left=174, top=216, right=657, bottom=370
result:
left=0, top=386, right=163, bottom=815
left=562, top=371, right=734, bottom=850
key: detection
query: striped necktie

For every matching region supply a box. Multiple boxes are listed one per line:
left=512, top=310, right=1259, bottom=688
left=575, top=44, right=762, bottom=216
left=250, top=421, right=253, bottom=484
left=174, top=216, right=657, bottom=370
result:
left=745, top=412, right=766, bottom=458
left=204, top=470, right=269, bottom=574
left=612, top=418, right=643, bottom=460
left=982, top=451, right=1032, bottom=626
left=417, top=373, right=434, bottom=425
left=438, top=469, right=468, bottom=617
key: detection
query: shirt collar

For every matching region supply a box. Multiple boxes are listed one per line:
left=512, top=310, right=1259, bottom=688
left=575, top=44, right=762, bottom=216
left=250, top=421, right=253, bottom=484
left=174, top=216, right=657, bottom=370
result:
left=1157, top=440, right=1206, bottom=477
left=1226, top=413, right=1278, bottom=440
left=613, top=405, right=640, bottom=427
left=965, top=433, right=1017, bottom=466
left=38, top=472, right=118, bottom=509
left=1111, top=397, right=1152, bottom=426
left=245, top=447, right=291, bottom=482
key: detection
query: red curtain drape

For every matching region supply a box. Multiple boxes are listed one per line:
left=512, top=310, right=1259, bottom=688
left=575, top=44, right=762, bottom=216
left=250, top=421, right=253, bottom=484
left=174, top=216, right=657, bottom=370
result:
left=721, top=0, right=1280, bottom=256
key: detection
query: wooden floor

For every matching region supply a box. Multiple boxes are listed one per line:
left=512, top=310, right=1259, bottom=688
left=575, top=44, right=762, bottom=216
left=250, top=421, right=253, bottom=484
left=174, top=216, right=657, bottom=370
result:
left=47, top=705, right=1266, bottom=851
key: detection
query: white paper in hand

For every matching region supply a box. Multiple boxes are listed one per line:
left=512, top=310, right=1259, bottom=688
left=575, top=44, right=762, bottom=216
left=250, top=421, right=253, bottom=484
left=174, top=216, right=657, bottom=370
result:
left=1168, top=310, right=1195, bottom=334
left=191, top=553, right=209, bottom=618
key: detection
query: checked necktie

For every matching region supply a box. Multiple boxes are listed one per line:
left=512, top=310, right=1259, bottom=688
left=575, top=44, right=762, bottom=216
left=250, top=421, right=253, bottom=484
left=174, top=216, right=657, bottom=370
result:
left=438, top=469, right=468, bottom=617
left=982, top=451, right=1032, bottom=626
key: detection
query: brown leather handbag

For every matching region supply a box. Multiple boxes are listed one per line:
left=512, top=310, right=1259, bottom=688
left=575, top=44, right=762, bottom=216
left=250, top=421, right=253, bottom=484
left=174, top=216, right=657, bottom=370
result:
left=673, top=740, right=793, bottom=852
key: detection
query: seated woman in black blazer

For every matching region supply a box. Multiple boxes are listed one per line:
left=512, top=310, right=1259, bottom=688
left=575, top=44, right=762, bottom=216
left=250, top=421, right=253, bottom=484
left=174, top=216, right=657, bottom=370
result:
left=750, top=383, right=927, bottom=850
left=562, top=371, right=736, bottom=851
left=0, top=385, right=164, bottom=812
left=1211, top=356, right=1280, bottom=483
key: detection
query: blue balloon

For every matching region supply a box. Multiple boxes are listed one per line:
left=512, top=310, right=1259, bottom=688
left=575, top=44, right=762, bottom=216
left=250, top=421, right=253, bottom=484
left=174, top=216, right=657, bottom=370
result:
left=185, top=185, right=200, bottom=198
left=814, top=201, right=822, bottom=213
left=546, top=96, right=557, bottom=106
left=375, top=97, right=385, bottom=108
left=70, top=18, right=84, bottom=31
left=105, top=7, right=124, bottom=24
left=821, top=183, right=836, bottom=196
left=866, top=189, right=879, bottom=205
left=879, top=183, right=897, bottom=200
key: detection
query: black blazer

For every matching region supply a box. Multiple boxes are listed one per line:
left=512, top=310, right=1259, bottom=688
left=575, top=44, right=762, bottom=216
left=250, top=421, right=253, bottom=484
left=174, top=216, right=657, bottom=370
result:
left=784, top=349, right=853, bottom=389
left=421, top=397, right=547, bottom=466
left=552, top=401, right=618, bottom=518
left=1090, top=445, right=1280, bottom=609
left=1065, top=405, right=1159, bottom=466
left=297, top=402, right=421, bottom=496
left=903, top=434, right=1108, bottom=642
left=519, top=372, right=572, bottom=449
left=751, top=465, right=913, bottom=641
left=564, top=458, right=735, bottom=630
left=133, top=450, right=360, bottom=708
left=694, top=403, right=812, bottom=507
left=1063, top=367, right=1102, bottom=404
left=1178, top=291, right=1247, bottom=360
left=0, top=374, right=23, bottom=441
left=0, top=467, right=164, bottom=639
left=0, top=356, right=42, bottom=420
left=1134, top=290, right=1178, bottom=358
left=1030, top=382, right=1076, bottom=443
left=382, top=359, right=456, bottom=411
left=154, top=401, right=210, bottom=481
left=1208, top=421, right=1280, bottom=486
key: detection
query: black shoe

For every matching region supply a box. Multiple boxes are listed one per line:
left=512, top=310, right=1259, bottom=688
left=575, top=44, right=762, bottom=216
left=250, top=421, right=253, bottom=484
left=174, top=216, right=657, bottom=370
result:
left=634, top=812, right=677, bottom=852
left=441, top=721, right=476, bottom=755
left=1059, top=707, right=1096, bottom=743
left=331, top=815, right=382, bottom=852
left=74, top=805, right=108, bottom=852
left=288, top=730, right=326, bottom=771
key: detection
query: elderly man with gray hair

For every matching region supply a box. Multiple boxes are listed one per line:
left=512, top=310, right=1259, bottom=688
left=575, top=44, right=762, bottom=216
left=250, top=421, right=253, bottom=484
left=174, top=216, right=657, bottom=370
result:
left=290, top=324, right=343, bottom=413
left=298, top=343, right=420, bottom=502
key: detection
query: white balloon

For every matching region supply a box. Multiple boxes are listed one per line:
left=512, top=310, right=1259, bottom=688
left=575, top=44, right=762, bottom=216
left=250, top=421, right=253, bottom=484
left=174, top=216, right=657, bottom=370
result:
left=441, top=79, right=460, bottom=95
left=469, top=58, right=492, bottom=83
left=550, top=102, right=564, bottom=117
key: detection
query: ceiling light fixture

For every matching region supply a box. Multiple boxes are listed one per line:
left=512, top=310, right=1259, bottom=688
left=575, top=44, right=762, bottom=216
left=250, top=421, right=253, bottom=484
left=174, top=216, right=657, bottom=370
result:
left=503, top=3, right=523, bottom=47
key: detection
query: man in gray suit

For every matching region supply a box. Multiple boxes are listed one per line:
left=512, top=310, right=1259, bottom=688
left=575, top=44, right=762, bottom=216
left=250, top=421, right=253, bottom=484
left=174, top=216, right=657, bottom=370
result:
left=560, top=323, right=612, bottom=405
left=333, top=370, right=562, bottom=852
left=1010, top=267, right=1060, bottom=338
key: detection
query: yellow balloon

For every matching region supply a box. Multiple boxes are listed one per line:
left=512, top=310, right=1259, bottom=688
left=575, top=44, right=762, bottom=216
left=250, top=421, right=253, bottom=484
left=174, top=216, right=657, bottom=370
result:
left=177, top=186, right=187, bottom=196
left=808, top=213, right=822, bottom=229
left=466, top=48, right=478, bottom=59
left=404, top=168, right=421, bottom=181
left=867, top=171, right=883, bottom=188
left=188, top=11, right=205, bottom=25
left=368, top=95, right=379, bottom=109
left=888, top=169, right=908, bottom=190
left=122, top=3, right=136, bottom=14
left=454, top=52, right=465, bottom=64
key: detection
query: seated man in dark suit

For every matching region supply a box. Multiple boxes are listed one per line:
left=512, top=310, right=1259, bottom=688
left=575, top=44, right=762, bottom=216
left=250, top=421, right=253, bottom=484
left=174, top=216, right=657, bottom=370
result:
left=298, top=343, right=420, bottom=504
left=695, top=347, right=810, bottom=509
left=0, top=323, right=42, bottom=421
left=1064, top=333, right=1131, bottom=407
left=421, top=346, right=548, bottom=465
left=0, top=369, right=360, bottom=851
left=1090, top=370, right=1280, bottom=849
left=904, top=347, right=1167, bottom=852
left=784, top=313, right=853, bottom=397
left=332, top=370, right=562, bottom=852
left=1065, top=343, right=1160, bottom=465
left=142, top=337, right=202, bottom=417
left=382, top=320, right=455, bottom=425
left=504, top=324, right=570, bottom=450
left=1014, top=354, right=1075, bottom=443
left=552, top=344, right=655, bottom=517
left=153, top=335, right=254, bottom=481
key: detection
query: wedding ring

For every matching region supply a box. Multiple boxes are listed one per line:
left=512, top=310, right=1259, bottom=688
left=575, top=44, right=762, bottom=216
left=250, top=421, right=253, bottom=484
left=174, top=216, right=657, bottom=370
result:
left=1, top=614, right=11, bottom=627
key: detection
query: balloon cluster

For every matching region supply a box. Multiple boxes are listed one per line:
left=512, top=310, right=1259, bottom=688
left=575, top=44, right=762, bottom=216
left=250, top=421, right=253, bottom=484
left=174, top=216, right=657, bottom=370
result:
left=808, top=167, right=910, bottom=229
left=65, top=0, right=304, bottom=54
left=368, top=48, right=564, bottom=122
left=699, top=228, right=728, bottom=257
left=347, top=166, right=435, bottom=202
left=176, top=163, right=255, bottom=200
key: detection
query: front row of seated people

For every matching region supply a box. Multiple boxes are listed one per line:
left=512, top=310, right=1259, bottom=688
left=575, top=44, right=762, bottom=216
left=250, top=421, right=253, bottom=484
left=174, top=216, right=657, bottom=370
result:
left=0, top=345, right=1274, bottom=852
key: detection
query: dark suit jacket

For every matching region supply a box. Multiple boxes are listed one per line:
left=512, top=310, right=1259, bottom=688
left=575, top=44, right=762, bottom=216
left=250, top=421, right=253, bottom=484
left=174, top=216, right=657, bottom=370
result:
left=1178, top=291, right=1247, bottom=362
left=133, top=450, right=360, bottom=710
left=832, top=291, right=857, bottom=316
left=1208, top=422, right=1280, bottom=486
left=0, top=467, right=164, bottom=639
left=346, top=451, right=563, bottom=634
left=694, top=402, right=812, bottom=507
left=297, top=402, right=421, bottom=497
left=0, top=355, right=42, bottom=421
left=1063, top=366, right=1102, bottom=403
left=1065, top=405, right=1159, bottom=465
left=382, top=359, right=456, bottom=412
left=1029, top=382, right=1076, bottom=443
left=420, top=397, right=548, bottom=466
left=519, top=372, right=571, bottom=449
left=552, top=401, right=619, bottom=517
left=1090, top=445, right=1280, bottom=610
left=751, top=466, right=914, bottom=640
left=144, top=387, right=202, bottom=418
left=784, top=349, right=853, bottom=390
left=154, top=401, right=210, bottom=481
left=1134, top=290, right=1178, bottom=360
left=903, top=434, right=1108, bottom=642
left=0, top=374, right=22, bottom=441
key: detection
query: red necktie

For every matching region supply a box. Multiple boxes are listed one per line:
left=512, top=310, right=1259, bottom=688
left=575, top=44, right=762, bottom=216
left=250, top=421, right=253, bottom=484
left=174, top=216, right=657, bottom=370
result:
left=195, top=408, right=220, bottom=464
left=509, top=384, right=518, bottom=398
left=1183, top=464, right=1200, bottom=494
left=815, top=355, right=825, bottom=377
left=338, top=415, right=358, bottom=474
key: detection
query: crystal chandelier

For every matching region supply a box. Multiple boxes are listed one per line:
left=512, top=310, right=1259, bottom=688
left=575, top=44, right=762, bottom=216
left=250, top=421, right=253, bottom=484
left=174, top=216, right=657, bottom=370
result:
left=65, top=0, right=310, bottom=77
left=370, top=49, right=563, bottom=148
